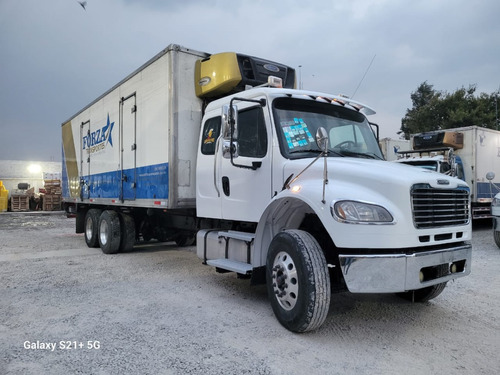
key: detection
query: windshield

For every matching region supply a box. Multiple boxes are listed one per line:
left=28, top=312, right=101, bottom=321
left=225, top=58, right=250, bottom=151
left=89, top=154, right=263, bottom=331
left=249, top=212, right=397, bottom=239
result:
left=272, top=97, right=383, bottom=160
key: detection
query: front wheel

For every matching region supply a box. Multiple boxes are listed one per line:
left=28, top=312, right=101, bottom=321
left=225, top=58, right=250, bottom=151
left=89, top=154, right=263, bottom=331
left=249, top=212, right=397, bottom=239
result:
left=266, top=230, right=331, bottom=333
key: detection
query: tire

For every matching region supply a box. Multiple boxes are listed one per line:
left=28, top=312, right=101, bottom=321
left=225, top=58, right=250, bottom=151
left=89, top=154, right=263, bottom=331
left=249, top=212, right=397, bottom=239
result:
left=98, top=210, right=121, bottom=254
left=494, top=230, right=500, bottom=249
left=175, top=234, right=196, bottom=247
left=397, top=264, right=448, bottom=302
left=119, top=213, right=136, bottom=252
left=266, top=230, right=331, bottom=333
left=84, top=209, right=101, bottom=248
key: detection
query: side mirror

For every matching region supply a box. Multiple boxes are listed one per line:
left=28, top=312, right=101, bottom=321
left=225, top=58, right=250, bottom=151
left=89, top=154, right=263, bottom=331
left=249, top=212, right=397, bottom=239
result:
left=486, top=172, right=495, bottom=181
left=316, top=127, right=329, bottom=152
left=222, top=104, right=239, bottom=159
left=222, top=104, right=238, bottom=140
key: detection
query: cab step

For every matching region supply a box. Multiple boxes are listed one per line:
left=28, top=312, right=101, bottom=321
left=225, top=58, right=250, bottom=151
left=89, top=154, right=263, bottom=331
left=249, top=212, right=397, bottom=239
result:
left=206, top=259, right=253, bottom=274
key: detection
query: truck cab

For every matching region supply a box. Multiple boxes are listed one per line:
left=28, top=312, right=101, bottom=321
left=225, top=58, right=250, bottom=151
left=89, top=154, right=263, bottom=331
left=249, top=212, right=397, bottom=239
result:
left=195, top=82, right=472, bottom=332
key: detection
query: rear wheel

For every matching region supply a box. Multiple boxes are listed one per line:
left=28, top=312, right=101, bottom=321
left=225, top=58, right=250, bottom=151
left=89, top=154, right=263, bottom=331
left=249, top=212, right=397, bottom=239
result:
left=175, top=233, right=196, bottom=247
left=98, top=210, right=121, bottom=254
left=266, top=230, right=330, bottom=333
left=119, top=213, right=136, bottom=252
left=84, top=209, right=101, bottom=248
left=494, top=230, right=500, bottom=249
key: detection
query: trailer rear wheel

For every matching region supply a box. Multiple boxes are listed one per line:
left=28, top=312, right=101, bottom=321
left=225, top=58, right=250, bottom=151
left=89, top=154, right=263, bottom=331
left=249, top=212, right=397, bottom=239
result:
left=84, top=209, right=101, bottom=248
left=494, top=230, right=500, bottom=249
left=266, top=230, right=330, bottom=333
left=99, top=210, right=121, bottom=254
left=119, top=213, right=136, bottom=252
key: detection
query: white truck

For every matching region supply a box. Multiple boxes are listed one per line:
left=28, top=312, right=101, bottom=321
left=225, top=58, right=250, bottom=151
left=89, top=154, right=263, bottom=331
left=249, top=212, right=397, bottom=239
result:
left=379, top=137, right=410, bottom=161
left=493, top=193, right=500, bottom=248
left=397, top=126, right=500, bottom=219
left=62, top=44, right=472, bottom=332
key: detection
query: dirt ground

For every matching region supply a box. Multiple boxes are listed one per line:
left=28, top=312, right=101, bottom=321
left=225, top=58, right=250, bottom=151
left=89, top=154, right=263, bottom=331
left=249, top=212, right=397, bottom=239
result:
left=1, top=212, right=499, bottom=375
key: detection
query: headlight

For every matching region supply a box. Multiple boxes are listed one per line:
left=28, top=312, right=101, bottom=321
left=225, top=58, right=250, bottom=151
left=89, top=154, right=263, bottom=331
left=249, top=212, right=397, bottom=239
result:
left=332, top=200, right=394, bottom=224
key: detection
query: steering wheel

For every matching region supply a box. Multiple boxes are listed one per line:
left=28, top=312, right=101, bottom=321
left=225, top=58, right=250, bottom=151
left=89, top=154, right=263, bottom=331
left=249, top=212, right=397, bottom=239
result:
left=334, top=140, right=356, bottom=150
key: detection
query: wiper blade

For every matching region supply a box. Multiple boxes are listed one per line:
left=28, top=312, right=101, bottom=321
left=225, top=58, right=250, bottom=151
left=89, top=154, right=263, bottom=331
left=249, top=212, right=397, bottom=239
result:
left=290, top=149, right=345, bottom=157
left=289, top=148, right=323, bottom=154
left=337, top=149, right=381, bottom=159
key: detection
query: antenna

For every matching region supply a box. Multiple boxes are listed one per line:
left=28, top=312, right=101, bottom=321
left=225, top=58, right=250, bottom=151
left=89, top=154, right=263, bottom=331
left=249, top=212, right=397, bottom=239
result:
left=351, top=54, right=376, bottom=99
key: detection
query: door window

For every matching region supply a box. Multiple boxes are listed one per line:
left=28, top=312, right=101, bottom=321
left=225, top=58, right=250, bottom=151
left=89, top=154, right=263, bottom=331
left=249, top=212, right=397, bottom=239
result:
left=238, top=107, right=267, bottom=158
left=201, top=116, right=221, bottom=155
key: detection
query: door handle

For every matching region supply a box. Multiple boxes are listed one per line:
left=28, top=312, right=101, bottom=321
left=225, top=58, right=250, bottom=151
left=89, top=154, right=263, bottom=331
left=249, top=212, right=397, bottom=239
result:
left=222, top=176, right=230, bottom=196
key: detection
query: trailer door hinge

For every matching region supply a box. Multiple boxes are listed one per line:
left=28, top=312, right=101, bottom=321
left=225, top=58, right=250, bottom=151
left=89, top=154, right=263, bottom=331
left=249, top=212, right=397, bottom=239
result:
left=131, top=105, right=137, bottom=113
left=131, top=143, right=136, bottom=151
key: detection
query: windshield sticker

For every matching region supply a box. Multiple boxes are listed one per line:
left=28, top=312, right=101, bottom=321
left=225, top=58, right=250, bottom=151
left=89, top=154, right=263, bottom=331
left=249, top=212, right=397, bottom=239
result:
left=281, top=118, right=315, bottom=149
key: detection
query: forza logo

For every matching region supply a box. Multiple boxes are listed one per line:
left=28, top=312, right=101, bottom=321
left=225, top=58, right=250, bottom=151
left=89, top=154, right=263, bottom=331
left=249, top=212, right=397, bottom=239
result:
left=83, top=114, right=114, bottom=154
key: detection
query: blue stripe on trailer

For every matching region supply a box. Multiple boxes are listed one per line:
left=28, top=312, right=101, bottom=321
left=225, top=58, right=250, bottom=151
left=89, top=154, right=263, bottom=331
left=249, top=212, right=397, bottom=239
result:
left=81, top=162, right=169, bottom=200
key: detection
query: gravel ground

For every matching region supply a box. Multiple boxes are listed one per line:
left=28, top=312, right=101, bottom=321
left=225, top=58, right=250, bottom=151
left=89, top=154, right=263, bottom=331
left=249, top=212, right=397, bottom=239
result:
left=1, top=212, right=499, bottom=375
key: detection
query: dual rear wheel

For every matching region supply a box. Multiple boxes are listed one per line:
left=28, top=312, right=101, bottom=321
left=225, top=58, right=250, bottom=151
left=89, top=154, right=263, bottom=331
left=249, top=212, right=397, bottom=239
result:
left=84, top=209, right=136, bottom=254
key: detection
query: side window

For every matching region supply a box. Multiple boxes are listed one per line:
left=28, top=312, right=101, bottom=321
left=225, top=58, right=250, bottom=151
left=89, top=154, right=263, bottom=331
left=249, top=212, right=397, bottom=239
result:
left=201, top=116, right=221, bottom=155
left=238, top=107, right=267, bottom=158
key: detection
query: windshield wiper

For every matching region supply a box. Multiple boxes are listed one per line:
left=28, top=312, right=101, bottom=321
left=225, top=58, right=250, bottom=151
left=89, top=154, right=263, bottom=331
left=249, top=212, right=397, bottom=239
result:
left=336, top=149, right=382, bottom=159
left=289, top=148, right=323, bottom=154
left=290, top=149, right=344, bottom=157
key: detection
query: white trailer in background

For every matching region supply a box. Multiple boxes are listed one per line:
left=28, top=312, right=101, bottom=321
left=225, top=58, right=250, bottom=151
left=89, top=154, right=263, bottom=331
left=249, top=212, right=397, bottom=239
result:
left=397, top=126, right=500, bottom=219
left=379, top=138, right=410, bottom=161
left=62, top=44, right=472, bottom=332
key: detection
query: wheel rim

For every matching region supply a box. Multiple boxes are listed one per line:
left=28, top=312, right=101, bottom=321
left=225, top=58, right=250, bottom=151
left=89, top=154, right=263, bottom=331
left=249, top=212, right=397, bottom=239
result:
left=85, top=217, right=93, bottom=240
left=99, top=219, right=108, bottom=246
left=271, top=251, right=299, bottom=311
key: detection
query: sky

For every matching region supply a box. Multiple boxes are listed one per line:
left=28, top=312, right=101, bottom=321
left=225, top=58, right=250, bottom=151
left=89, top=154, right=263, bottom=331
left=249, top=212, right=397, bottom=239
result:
left=1, top=0, right=499, bottom=162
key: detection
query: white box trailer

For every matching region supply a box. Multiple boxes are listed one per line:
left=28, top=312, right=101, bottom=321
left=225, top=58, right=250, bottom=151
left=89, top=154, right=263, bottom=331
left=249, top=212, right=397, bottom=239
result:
left=405, top=126, right=500, bottom=218
left=379, top=137, right=410, bottom=161
left=62, top=45, right=207, bottom=211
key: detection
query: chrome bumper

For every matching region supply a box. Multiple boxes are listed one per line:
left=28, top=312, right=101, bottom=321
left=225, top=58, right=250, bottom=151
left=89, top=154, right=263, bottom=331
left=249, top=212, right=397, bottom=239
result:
left=338, top=243, right=472, bottom=293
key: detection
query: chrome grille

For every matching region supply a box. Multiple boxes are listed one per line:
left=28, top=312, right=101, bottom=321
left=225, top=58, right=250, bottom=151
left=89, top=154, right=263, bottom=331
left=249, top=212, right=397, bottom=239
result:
left=411, top=184, right=470, bottom=228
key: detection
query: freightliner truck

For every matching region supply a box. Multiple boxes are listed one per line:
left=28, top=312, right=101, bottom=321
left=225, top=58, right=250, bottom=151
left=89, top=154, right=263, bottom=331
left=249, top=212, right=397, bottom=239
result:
left=396, top=127, right=500, bottom=219
left=62, top=44, right=472, bottom=332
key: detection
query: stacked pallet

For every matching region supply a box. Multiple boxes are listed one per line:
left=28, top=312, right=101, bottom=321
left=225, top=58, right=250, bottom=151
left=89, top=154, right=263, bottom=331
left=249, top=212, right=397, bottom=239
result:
left=42, top=179, right=62, bottom=211
left=11, top=194, right=30, bottom=212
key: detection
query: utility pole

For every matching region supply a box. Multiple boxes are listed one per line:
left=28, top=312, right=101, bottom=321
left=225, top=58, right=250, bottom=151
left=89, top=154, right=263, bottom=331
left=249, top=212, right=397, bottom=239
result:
left=496, top=89, right=499, bottom=130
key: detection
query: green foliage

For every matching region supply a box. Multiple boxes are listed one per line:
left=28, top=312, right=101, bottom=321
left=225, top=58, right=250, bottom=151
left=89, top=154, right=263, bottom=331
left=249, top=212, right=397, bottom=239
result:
left=400, top=82, right=499, bottom=139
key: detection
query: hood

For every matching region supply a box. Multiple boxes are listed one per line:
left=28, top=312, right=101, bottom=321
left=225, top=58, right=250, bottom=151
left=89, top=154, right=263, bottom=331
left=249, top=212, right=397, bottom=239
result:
left=283, top=157, right=468, bottom=193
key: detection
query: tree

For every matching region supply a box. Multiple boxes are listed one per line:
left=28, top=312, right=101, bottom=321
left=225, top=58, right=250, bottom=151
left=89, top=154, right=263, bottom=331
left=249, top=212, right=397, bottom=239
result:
left=400, top=82, right=499, bottom=139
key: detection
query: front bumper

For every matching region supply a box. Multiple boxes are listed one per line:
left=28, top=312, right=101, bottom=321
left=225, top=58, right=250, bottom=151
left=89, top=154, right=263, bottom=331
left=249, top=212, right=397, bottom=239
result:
left=338, top=243, right=472, bottom=293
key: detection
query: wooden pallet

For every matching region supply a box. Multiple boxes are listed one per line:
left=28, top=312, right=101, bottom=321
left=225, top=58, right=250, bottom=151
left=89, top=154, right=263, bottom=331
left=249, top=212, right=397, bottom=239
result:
left=11, top=195, right=30, bottom=212
left=42, top=194, right=62, bottom=211
left=43, top=179, right=62, bottom=195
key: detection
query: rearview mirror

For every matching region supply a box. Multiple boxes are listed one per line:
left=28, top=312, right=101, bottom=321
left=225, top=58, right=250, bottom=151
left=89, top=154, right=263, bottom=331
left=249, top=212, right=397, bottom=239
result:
left=222, top=104, right=238, bottom=140
left=316, top=127, right=329, bottom=152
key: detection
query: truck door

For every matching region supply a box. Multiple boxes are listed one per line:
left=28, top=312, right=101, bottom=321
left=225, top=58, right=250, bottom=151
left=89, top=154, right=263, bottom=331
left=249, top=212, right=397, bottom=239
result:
left=120, top=93, right=137, bottom=201
left=80, top=120, right=91, bottom=200
left=219, top=104, right=272, bottom=222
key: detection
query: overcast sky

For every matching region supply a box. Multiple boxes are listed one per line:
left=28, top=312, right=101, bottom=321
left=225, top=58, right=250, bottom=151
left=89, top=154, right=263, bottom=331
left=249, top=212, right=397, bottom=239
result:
left=1, top=0, right=499, bottom=162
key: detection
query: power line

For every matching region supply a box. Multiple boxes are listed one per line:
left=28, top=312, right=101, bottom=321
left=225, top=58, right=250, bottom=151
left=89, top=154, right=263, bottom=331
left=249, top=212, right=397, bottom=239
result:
left=351, top=54, right=376, bottom=99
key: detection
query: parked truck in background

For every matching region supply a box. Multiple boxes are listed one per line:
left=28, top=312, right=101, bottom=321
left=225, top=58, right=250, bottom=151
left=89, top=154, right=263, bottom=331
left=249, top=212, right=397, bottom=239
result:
left=396, top=126, right=500, bottom=219
left=379, top=137, right=410, bottom=161
left=62, top=44, right=472, bottom=332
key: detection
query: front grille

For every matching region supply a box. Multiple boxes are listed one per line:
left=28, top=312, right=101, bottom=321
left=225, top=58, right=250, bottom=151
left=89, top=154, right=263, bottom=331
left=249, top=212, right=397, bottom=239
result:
left=411, top=184, right=470, bottom=228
